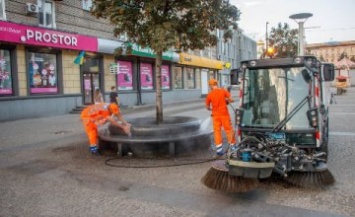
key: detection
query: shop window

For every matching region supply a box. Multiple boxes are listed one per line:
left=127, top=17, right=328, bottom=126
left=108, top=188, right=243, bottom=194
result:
left=82, top=0, right=93, bottom=11
left=82, top=58, right=100, bottom=72
left=161, top=65, right=171, bottom=89
left=185, top=67, right=195, bottom=89
left=140, top=62, right=153, bottom=90
left=172, top=66, right=183, bottom=89
left=195, top=68, right=201, bottom=89
left=209, top=71, right=215, bottom=80
left=0, top=49, right=13, bottom=95
left=38, top=0, right=56, bottom=28
left=28, top=52, right=58, bottom=94
left=0, top=0, right=6, bottom=20
left=117, top=60, right=133, bottom=90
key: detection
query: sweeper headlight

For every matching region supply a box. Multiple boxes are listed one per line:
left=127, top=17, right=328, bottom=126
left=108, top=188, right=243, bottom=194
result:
left=294, top=57, right=302, bottom=64
left=235, top=108, right=244, bottom=126
left=249, top=61, right=257, bottom=67
left=307, top=108, right=318, bottom=128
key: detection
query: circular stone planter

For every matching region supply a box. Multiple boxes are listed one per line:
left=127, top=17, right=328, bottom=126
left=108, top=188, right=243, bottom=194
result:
left=103, top=116, right=212, bottom=157
left=108, top=116, right=202, bottom=137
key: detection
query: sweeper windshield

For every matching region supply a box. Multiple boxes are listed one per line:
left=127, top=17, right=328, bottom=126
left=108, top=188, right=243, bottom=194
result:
left=241, top=66, right=313, bottom=130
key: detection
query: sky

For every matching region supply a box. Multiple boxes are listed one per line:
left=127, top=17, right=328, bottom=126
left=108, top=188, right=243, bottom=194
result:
left=229, top=0, right=355, bottom=44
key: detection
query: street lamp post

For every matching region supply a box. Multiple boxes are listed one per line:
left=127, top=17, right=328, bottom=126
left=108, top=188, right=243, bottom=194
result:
left=265, top=21, right=269, bottom=51
left=289, top=13, right=313, bottom=56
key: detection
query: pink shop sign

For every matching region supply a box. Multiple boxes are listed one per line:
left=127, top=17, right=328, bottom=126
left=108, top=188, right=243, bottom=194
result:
left=0, top=21, right=97, bottom=52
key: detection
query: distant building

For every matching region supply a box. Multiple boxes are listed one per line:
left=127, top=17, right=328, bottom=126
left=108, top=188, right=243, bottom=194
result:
left=306, top=40, right=355, bottom=63
left=216, top=29, right=257, bottom=87
left=306, top=40, right=355, bottom=87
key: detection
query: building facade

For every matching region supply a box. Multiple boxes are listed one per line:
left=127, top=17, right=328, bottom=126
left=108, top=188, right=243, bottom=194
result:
left=306, top=40, right=355, bottom=86
left=306, top=40, right=355, bottom=63
left=0, top=0, right=226, bottom=121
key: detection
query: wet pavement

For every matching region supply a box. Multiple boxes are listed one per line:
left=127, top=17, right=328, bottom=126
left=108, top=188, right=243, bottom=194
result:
left=0, top=88, right=355, bottom=217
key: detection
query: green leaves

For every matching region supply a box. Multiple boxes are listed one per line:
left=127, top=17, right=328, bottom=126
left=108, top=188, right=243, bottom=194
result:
left=268, top=22, right=298, bottom=58
left=91, top=0, right=240, bottom=53
left=90, top=0, right=240, bottom=123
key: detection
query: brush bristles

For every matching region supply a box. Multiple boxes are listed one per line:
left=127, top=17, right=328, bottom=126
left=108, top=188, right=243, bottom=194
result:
left=285, top=170, right=335, bottom=188
left=201, top=167, right=259, bottom=193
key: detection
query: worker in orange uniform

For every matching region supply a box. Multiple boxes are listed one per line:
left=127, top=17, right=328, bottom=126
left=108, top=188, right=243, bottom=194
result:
left=205, top=79, right=236, bottom=156
left=81, top=102, right=131, bottom=155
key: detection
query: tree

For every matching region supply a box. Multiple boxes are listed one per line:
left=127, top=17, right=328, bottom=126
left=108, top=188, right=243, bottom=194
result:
left=267, top=22, right=298, bottom=58
left=338, top=52, right=348, bottom=61
left=91, top=0, right=240, bottom=123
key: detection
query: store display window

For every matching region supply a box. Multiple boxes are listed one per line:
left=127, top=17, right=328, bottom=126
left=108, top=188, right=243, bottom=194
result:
left=140, top=62, right=153, bottom=90
left=185, top=67, right=196, bottom=89
left=28, top=52, right=58, bottom=94
left=161, top=65, right=170, bottom=89
left=195, top=68, right=201, bottom=89
left=117, top=60, right=133, bottom=90
left=0, top=49, right=12, bottom=95
left=172, top=66, right=183, bottom=89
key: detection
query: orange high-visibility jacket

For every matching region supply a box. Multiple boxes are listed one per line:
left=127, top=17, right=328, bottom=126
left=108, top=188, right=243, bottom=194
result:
left=205, top=88, right=231, bottom=116
left=80, top=103, right=120, bottom=146
left=206, top=88, right=235, bottom=146
left=81, top=103, right=120, bottom=126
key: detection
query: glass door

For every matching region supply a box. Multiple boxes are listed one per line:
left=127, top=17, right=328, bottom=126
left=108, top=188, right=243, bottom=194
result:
left=83, top=72, right=100, bottom=105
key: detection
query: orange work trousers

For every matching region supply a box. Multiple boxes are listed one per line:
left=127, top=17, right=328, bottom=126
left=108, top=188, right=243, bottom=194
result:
left=212, top=115, right=236, bottom=146
left=82, top=120, right=98, bottom=147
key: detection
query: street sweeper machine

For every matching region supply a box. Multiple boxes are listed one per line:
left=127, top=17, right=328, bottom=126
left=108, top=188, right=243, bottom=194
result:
left=202, top=56, right=336, bottom=193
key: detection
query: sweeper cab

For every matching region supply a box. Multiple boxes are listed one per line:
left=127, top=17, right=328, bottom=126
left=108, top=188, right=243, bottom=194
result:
left=226, top=56, right=335, bottom=187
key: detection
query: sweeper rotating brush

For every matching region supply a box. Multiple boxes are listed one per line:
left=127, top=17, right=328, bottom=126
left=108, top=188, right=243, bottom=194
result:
left=286, top=170, right=335, bottom=189
left=201, top=160, right=260, bottom=193
left=285, top=162, right=335, bottom=189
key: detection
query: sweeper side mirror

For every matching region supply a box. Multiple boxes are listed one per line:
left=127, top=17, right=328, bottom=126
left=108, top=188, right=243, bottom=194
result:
left=230, top=69, right=241, bottom=85
left=301, top=69, right=312, bottom=83
left=322, top=63, right=335, bottom=81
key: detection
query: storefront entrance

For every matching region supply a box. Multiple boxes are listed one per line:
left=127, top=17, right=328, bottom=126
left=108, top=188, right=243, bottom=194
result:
left=80, top=57, right=102, bottom=105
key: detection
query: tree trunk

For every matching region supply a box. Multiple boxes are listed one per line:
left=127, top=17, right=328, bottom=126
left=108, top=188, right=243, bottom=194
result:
left=155, top=51, right=163, bottom=124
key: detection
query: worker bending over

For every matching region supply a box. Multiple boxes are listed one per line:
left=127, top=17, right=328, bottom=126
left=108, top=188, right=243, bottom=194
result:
left=205, top=79, right=236, bottom=156
left=81, top=102, right=131, bottom=155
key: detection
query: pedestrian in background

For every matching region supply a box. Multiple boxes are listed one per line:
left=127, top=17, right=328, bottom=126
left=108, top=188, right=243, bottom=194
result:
left=94, top=88, right=104, bottom=104
left=109, top=86, right=119, bottom=105
left=205, top=79, right=236, bottom=156
left=80, top=102, right=131, bottom=155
